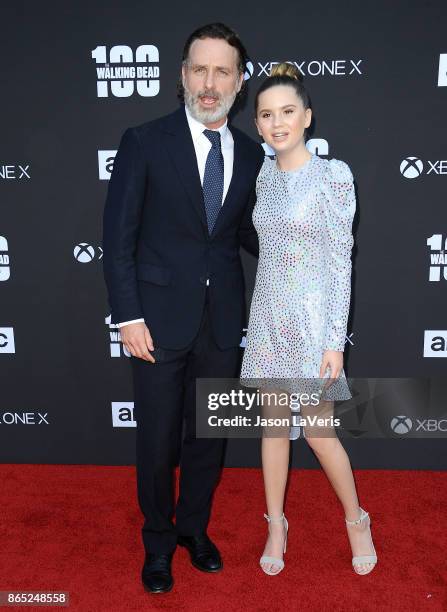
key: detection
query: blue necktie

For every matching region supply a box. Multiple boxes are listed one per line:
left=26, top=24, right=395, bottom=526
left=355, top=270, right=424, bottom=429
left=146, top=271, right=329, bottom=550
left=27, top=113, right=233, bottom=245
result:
left=202, top=129, right=224, bottom=234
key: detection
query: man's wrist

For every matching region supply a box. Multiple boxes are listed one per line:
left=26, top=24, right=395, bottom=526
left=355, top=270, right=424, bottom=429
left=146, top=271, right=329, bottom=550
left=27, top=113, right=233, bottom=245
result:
left=118, top=318, right=145, bottom=328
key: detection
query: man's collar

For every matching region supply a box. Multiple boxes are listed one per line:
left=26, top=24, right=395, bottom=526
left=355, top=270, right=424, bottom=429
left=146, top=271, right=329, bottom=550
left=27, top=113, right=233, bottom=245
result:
left=184, top=104, right=229, bottom=141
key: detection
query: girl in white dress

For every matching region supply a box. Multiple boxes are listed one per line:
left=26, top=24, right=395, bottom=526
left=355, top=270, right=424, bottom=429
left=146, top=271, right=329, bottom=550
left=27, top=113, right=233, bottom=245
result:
left=240, top=63, right=377, bottom=577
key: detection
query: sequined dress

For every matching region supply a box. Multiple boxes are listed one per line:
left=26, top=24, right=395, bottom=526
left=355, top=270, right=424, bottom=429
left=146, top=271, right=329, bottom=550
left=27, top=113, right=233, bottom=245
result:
left=240, top=154, right=355, bottom=401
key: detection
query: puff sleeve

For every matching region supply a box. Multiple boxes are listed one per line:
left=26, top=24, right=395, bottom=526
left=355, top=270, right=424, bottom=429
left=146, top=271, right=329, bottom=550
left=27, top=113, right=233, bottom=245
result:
left=321, top=159, right=356, bottom=352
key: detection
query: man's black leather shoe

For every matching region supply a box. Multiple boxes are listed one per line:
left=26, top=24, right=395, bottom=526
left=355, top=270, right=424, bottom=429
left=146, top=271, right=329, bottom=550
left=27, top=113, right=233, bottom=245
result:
left=142, top=552, right=174, bottom=593
left=177, top=533, right=223, bottom=572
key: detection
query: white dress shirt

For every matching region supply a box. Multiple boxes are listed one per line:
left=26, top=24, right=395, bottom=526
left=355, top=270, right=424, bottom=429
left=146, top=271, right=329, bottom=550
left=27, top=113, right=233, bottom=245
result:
left=118, top=105, right=234, bottom=328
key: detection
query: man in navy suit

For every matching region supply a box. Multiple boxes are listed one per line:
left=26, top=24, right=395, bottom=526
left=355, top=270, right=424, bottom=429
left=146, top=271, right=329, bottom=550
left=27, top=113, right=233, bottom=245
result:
left=103, top=22, right=264, bottom=593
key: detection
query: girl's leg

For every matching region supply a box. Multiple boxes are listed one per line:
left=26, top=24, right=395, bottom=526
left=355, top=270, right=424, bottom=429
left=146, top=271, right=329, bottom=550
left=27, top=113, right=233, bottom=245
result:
left=301, top=399, right=376, bottom=574
left=259, top=386, right=290, bottom=574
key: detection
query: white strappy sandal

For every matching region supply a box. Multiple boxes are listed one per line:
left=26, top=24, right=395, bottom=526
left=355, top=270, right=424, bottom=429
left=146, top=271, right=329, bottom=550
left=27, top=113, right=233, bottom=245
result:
left=259, top=512, right=289, bottom=575
left=345, top=506, right=378, bottom=575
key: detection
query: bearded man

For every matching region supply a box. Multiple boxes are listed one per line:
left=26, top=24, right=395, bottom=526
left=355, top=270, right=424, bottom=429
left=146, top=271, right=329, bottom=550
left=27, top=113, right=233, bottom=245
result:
left=102, top=22, right=264, bottom=594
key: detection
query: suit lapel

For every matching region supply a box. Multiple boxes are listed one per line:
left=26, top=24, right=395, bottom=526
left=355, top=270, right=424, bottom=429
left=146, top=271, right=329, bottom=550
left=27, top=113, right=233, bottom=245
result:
left=162, top=106, right=248, bottom=238
left=163, top=107, right=208, bottom=232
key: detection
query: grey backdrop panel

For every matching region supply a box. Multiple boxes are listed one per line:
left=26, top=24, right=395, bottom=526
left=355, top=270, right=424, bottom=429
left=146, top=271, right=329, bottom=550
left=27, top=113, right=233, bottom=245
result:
left=1, top=1, right=446, bottom=468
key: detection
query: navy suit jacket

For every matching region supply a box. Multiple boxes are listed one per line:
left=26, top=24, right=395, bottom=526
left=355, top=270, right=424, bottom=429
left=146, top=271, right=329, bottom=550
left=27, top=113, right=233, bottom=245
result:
left=102, top=105, right=265, bottom=350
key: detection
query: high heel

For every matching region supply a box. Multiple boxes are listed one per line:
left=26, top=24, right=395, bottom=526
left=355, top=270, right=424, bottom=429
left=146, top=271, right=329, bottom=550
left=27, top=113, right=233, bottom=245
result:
left=345, top=507, right=378, bottom=575
left=259, top=512, right=288, bottom=575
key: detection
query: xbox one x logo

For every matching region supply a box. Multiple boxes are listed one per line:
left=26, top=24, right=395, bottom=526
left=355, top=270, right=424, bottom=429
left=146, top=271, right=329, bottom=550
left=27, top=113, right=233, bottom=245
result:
left=244, top=61, right=254, bottom=81
left=400, top=157, right=423, bottom=179
left=390, top=415, right=413, bottom=434
left=74, top=243, right=103, bottom=263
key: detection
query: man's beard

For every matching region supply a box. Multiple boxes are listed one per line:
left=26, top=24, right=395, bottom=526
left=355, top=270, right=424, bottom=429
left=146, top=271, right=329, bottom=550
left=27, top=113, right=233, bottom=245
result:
left=183, top=81, right=239, bottom=124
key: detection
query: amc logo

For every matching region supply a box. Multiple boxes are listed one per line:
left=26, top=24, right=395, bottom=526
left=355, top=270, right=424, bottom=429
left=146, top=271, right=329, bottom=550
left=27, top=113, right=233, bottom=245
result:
left=111, top=401, right=136, bottom=427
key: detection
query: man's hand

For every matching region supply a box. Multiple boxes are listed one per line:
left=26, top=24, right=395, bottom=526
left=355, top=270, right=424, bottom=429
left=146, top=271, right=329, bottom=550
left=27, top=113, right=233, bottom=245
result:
left=120, top=322, right=155, bottom=363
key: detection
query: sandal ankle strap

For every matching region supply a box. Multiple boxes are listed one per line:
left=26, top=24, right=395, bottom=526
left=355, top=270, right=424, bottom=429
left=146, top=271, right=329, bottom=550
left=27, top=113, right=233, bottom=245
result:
left=345, top=506, right=369, bottom=526
left=264, top=512, right=285, bottom=524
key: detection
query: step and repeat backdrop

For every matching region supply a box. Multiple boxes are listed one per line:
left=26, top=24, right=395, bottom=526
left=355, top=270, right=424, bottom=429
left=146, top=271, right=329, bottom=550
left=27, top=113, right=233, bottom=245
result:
left=1, top=1, right=446, bottom=468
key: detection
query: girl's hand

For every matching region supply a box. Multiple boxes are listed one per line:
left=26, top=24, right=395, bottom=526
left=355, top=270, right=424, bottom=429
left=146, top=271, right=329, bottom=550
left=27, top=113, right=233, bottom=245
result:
left=319, top=350, right=343, bottom=386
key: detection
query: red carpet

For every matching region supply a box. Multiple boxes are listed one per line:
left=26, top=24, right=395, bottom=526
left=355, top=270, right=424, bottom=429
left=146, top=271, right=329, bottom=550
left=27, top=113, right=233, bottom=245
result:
left=0, top=465, right=446, bottom=611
